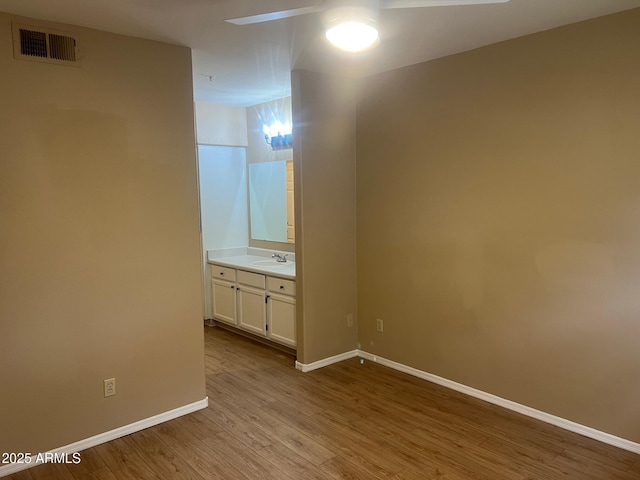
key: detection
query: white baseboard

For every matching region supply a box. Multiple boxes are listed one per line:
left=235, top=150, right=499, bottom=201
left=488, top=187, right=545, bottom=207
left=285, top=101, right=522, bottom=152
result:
left=357, top=351, right=640, bottom=454
left=295, top=349, right=358, bottom=372
left=0, top=397, right=208, bottom=478
left=302, top=349, right=640, bottom=455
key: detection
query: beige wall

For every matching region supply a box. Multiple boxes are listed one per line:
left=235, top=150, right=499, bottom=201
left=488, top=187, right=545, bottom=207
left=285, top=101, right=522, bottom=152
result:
left=356, top=8, right=640, bottom=442
left=0, top=14, right=205, bottom=453
left=292, top=70, right=358, bottom=363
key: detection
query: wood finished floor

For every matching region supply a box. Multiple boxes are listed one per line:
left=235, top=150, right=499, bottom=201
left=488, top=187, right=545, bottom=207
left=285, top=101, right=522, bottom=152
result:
left=9, top=326, right=640, bottom=480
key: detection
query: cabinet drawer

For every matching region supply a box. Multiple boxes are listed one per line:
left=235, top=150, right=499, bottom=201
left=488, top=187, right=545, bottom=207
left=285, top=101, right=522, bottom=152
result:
left=267, top=276, right=296, bottom=296
left=237, top=269, right=266, bottom=289
left=211, top=265, right=236, bottom=281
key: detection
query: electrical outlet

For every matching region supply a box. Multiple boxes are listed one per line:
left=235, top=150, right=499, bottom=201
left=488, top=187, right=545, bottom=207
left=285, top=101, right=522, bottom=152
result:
left=104, top=378, right=116, bottom=397
left=376, top=318, right=384, bottom=332
left=346, top=313, right=354, bottom=328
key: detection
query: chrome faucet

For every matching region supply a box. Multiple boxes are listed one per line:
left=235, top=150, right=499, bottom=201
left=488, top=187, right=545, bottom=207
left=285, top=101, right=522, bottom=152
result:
left=272, top=253, right=288, bottom=263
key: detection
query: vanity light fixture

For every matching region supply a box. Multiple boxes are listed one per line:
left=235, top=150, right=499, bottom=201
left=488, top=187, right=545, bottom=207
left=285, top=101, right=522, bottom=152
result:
left=263, top=121, right=293, bottom=150
left=265, top=133, right=293, bottom=150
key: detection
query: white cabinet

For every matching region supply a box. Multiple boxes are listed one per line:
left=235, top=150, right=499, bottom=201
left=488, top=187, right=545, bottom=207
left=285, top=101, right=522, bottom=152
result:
left=265, top=276, right=296, bottom=347
left=211, top=279, right=237, bottom=325
left=266, top=293, right=296, bottom=347
left=211, top=266, right=237, bottom=326
left=210, top=264, right=296, bottom=348
left=237, top=285, right=266, bottom=336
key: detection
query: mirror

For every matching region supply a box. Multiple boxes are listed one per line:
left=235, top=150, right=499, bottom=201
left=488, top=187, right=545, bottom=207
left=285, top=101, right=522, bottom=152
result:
left=249, top=160, right=294, bottom=243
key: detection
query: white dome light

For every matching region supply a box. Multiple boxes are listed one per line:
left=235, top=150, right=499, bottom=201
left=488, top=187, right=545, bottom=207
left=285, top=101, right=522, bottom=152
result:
left=326, top=20, right=379, bottom=52
left=324, top=4, right=380, bottom=53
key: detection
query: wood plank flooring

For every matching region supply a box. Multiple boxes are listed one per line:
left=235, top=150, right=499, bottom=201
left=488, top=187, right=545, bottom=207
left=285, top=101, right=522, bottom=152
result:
left=9, top=326, right=640, bottom=479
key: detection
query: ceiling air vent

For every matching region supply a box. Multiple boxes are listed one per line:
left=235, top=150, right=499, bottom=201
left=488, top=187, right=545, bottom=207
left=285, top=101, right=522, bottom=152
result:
left=12, top=23, right=79, bottom=66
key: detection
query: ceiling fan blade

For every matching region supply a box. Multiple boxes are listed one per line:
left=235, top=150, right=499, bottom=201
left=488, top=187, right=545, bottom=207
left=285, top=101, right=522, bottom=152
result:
left=382, top=0, right=509, bottom=9
left=226, top=5, right=325, bottom=25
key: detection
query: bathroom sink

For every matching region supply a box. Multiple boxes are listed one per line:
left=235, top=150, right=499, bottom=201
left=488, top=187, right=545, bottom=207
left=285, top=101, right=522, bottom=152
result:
left=251, top=259, right=290, bottom=268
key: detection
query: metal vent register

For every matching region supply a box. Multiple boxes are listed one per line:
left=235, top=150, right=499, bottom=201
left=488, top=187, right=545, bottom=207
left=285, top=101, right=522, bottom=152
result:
left=12, top=23, right=78, bottom=65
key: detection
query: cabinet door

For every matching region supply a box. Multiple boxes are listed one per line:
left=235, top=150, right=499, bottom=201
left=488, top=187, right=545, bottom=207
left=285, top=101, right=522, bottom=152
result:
left=237, top=285, right=267, bottom=337
left=211, top=279, right=237, bottom=325
left=266, top=293, right=296, bottom=347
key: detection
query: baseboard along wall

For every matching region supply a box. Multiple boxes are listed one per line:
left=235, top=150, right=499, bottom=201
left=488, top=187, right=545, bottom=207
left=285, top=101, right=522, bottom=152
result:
left=296, top=350, right=640, bottom=455
left=5, top=344, right=638, bottom=479
left=0, top=397, right=208, bottom=478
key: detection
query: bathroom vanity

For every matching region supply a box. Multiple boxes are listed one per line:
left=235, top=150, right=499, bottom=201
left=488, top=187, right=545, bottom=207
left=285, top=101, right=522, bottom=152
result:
left=208, top=249, right=296, bottom=348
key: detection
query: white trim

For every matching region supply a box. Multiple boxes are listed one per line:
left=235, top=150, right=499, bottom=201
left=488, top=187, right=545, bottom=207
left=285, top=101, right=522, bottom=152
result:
left=0, top=397, right=208, bottom=478
left=297, top=348, right=640, bottom=454
left=6, top=346, right=639, bottom=478
left=295, top=349, right=358, bottom=372
left=357, top=351, right=640, bottom=455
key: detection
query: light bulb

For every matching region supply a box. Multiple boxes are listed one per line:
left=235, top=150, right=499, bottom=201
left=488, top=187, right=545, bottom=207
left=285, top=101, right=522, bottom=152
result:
left=326, top=20, right=379, bottom=52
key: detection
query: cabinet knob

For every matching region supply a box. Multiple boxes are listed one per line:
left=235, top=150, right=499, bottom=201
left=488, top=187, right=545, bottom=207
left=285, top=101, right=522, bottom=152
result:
left=280, top=285, right=284, bottom=290
left=230, top=285, right=234, bottom=289
left=220, top=272, right=224, bottom=276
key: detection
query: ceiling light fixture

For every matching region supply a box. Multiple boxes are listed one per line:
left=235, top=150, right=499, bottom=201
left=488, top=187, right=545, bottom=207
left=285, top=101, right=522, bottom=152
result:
left=324, top=5, right=379, bottom=53
left=225, top=0, right=512, bottom=54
